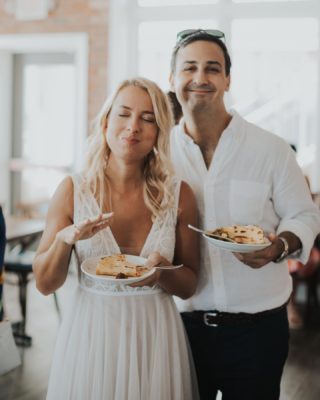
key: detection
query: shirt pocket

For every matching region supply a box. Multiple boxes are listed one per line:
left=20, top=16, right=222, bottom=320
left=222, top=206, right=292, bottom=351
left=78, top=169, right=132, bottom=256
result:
left=229, top=179, right=270, bottom=225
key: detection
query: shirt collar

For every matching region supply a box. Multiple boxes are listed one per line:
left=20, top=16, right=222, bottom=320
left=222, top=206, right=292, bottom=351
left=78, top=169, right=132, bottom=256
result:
left=177, top=109, right=243, bottom=145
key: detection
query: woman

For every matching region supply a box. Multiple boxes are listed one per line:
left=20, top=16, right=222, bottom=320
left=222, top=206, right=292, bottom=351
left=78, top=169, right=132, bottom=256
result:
left=33, top=78, right=199, bottom=400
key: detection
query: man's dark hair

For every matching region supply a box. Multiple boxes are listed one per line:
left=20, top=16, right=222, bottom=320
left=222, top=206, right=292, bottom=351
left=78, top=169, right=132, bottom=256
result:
left=167, top=91, right=182, bottom=124
left=170, top=32, right=232, bottom=76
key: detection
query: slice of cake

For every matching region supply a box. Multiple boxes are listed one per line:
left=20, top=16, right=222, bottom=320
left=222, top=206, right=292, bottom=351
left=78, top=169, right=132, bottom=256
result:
left=96, top=254, right=143, bottom=278
left=209, top=225, right=265, bottom=244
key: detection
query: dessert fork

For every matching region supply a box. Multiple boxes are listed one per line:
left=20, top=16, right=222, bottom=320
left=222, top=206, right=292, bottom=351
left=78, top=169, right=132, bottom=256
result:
left=188, top=224, right=236, bottom=243
left=145, top=263, right=184, bottom=271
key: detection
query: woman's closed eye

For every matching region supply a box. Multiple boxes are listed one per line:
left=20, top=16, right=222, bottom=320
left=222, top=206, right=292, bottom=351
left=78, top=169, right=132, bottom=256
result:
left=142, top=116, right=156, bottom=123
left=141, top=113, right=156, bottom=123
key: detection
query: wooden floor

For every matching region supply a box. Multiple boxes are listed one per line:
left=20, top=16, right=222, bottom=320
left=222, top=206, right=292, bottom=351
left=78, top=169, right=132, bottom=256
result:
left=1, top=274, right=320, bottom=400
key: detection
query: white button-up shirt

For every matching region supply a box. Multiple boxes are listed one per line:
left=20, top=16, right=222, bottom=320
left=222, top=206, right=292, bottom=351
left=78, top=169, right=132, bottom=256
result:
left=171, top=111, right=320, bottom=313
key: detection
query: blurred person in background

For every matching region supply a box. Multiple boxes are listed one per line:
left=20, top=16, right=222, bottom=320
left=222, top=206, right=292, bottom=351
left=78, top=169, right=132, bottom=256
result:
left=287, top=235, right=320, bottom=328
left=287, top=144, right=320, bottom=329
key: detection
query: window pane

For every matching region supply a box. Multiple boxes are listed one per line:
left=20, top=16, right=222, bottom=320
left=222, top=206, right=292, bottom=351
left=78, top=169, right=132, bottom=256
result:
left=20, top=63, right=75, bottom=202
left=230, top=18, right=318, bottom=171
left=21, top=169, right=66, bottom=205
left=138, top=20, right=218, bottom=90
left=22, top=64, right=75, bottom=167
left=139, top=0, right=218, bottom=6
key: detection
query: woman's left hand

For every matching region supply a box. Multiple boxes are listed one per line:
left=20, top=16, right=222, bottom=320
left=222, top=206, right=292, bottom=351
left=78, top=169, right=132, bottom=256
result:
left=130, top=251, right=170, bottom=287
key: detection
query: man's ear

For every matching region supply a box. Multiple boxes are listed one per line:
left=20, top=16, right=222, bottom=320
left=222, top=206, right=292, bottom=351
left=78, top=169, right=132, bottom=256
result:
left=169, top=73, right=175, bottom=92
left=225, top=75, right=231, bottom=92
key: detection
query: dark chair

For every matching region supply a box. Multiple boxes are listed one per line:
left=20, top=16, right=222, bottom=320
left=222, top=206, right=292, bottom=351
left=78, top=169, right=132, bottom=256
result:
left=295, top=268, right=320, bottom=313
left=304, top=235, right=320, bottom=318
left=290, top=234, right=320, bottom=325
left=4, top=245, right=60, bottom=347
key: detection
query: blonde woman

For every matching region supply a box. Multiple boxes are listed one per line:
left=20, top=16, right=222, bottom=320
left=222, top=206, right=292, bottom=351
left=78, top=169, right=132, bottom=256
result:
left=33, top=78, right=199, bottom=400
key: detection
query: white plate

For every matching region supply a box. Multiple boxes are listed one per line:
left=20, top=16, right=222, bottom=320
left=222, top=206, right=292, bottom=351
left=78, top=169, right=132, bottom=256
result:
left=203, top=234, right=271, bottom=253
left=81, top=254, right=155, bottom=284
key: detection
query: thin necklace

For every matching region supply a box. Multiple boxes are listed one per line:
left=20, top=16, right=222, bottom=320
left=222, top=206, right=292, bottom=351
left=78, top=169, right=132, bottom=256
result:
left=108, top=182, right=113, bottom=213
left=103, top=176, right=113, bottom=213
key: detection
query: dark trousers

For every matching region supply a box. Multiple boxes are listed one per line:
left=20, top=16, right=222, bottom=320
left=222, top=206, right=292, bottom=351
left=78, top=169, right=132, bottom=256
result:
left=182, top=308, right=289, bottom=400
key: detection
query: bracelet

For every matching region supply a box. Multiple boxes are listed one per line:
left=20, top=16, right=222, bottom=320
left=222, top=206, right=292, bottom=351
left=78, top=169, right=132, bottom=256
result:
left=274, top=236, right=289, bottom=263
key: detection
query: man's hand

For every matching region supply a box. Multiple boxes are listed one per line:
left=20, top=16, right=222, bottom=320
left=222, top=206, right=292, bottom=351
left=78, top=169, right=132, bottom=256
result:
left=233, top=233, right=286, bottom=269
left=56, top=213, right=113, bottom=245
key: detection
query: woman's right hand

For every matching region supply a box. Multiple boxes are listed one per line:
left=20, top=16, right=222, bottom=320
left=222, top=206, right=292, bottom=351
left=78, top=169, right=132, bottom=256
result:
left=56, top=212, right=113, bottom=245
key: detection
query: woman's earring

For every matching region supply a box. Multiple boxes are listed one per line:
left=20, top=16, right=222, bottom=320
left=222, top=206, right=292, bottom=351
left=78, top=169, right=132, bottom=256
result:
left=153, top=146, right=158, bottom=156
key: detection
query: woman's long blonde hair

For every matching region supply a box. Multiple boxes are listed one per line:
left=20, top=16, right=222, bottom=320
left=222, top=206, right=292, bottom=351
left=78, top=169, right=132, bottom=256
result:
left=84, top=77, right=175, bottom=221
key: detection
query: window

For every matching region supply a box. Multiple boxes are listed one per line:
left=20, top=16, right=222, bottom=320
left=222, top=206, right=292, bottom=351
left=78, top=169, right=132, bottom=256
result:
left=231, top=18, right=318, bottom=170
left=0, top=33, right=88, bottom=213
left=12, top=54, right=76, bottom=207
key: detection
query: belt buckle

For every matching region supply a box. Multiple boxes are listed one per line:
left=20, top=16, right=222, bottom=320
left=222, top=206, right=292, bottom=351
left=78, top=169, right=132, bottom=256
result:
left=203, top=312, right=218, bottom=327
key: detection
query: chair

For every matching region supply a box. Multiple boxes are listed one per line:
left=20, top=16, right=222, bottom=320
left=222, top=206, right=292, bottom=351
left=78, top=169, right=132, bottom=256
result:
left=4, top=245, right=61, bottom=347
left=291, top=267, right=320, bottom=327
left=289, top=235, right=320, bottom=326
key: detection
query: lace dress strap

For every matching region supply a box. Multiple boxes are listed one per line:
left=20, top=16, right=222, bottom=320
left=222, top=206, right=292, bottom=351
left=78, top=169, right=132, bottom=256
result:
left=140, top=178, right=181, bottom=262
left=173, top=178, right=182, bottom=222
left=71, top=173, right=81, bottom=224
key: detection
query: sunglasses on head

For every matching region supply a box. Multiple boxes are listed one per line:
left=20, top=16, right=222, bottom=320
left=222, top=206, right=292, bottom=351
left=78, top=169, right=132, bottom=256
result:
left=176, top=29, right=225, bottom=43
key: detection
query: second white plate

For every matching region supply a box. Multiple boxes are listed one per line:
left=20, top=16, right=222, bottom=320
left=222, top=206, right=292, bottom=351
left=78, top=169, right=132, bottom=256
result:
left=203, top=234, right=271, bottom=253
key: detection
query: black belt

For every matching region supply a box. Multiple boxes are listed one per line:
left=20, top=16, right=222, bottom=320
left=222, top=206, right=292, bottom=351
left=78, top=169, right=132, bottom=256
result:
left=182, top=302, right=288, bottom=327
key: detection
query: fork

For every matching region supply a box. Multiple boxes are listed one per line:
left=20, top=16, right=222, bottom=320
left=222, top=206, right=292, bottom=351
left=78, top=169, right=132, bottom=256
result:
left=155, top=264, right=183, bottom=270
left=145, top=263, right=184, bottom=271
left=187, top=224, right=236, bottom=243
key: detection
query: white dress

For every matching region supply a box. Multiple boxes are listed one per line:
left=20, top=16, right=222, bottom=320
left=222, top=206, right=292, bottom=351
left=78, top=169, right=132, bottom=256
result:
left=46, top=174, right=199, bottom=400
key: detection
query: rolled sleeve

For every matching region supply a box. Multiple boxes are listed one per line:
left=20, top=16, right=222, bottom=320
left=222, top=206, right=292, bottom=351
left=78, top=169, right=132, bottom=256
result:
left=273, top=144, right=320, bottom=264
left=277, top=219, right=316, bottom=264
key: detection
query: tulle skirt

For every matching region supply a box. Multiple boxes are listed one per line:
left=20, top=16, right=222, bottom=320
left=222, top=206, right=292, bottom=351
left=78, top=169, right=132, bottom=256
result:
left=46, top=286, right=199, bottom=400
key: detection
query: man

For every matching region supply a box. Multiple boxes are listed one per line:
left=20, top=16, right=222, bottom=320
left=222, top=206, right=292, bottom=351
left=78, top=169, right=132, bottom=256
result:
left=169, top=29, right=320, bottom=400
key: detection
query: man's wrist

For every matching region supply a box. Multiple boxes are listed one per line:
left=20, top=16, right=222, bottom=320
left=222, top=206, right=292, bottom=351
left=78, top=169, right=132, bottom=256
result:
left=274, top=232, right=302, bottom=263
left=274, top=236, right=289, bottom=263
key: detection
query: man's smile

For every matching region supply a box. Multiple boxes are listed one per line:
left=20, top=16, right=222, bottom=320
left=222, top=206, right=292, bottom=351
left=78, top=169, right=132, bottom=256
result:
left=187, top=89, right=214, bottom=94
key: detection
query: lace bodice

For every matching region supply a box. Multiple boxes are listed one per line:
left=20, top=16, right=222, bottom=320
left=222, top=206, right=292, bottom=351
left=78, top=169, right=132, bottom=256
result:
left=72, top=174, right=181, bottom=295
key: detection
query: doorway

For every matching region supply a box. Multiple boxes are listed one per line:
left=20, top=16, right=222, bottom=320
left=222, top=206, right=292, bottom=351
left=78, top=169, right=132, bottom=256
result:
left=0, top=33, right=88, bottom=213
